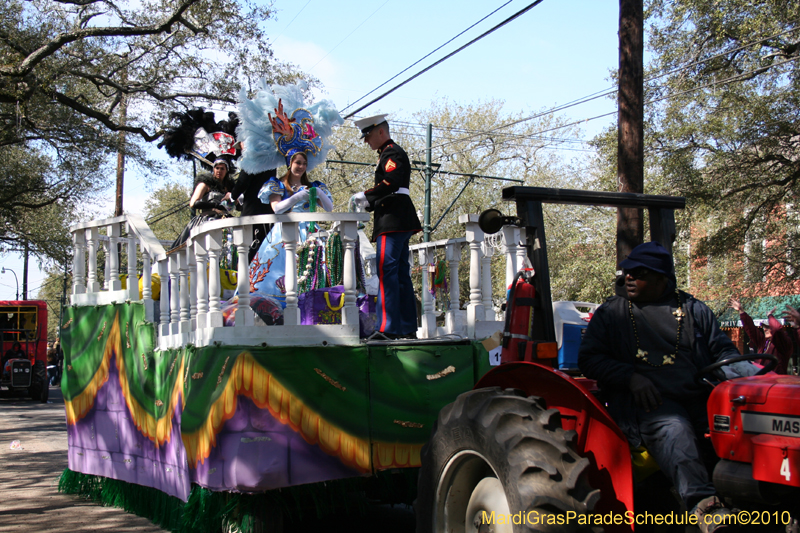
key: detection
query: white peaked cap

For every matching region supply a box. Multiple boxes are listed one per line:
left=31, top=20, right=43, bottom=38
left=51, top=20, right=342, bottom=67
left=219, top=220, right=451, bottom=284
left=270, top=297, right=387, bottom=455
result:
left=354, top=114, right=389, bottom=138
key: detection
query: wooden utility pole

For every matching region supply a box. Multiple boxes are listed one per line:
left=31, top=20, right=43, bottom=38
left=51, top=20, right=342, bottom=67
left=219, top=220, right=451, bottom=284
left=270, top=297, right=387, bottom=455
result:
left=22, top=242, right=29, bottom=300
left=114, top=95, right=127, bottom=217
left=616, top=0, right=644, bottom=264
left=114, top=63, right=128, bottom=217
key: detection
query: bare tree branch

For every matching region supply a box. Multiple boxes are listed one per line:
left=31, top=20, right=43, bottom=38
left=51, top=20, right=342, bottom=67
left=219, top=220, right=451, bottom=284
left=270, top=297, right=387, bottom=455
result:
left=0, top=0, right=202, bottom=78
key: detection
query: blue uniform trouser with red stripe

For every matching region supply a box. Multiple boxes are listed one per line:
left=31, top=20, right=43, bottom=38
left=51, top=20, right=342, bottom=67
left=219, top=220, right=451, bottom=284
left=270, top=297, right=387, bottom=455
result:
left=375, top=231, right=417, bottom=335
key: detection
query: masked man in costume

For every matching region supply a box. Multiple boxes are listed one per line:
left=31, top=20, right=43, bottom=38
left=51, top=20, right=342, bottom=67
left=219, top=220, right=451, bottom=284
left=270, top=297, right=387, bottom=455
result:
left=350, top=115, right=422, bottom=339
left=578, top=241, right=757, bottom=533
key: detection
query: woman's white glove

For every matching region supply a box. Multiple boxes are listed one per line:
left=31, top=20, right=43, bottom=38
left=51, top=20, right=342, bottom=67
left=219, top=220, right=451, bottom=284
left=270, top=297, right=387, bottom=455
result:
left=274, top=188, right=309, bottom=214
left=314, top=187, right=333, bottom=212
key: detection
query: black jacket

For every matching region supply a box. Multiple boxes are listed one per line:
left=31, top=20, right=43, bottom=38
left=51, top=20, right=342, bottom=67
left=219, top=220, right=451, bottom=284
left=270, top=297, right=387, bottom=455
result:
left=364, top=139, right=422, bottom=241
left=579, top=290, right=739, bottom=390
left=231, top=169, right=276, bottom=217
left=578, top=290, right=740, bottom=444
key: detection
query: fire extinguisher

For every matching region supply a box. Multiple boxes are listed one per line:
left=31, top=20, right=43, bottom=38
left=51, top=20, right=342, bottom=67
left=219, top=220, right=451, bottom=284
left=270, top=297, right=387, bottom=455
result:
left=501, top=268, right=535, bottom=363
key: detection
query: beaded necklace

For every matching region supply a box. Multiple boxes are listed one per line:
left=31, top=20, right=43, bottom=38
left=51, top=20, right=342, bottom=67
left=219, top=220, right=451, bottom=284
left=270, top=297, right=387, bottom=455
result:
left=325, top=233, right=344, bottom=286
left=629, top=288, right=685, bottom=367
left=296, top=238, right=317, bottom=290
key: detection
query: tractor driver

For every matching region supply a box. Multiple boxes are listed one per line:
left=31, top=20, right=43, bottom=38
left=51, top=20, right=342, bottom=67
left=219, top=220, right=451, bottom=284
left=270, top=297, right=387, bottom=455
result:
left=3, top=341, right=26, bottom=379
left=578, top=241, right=752, bottom=533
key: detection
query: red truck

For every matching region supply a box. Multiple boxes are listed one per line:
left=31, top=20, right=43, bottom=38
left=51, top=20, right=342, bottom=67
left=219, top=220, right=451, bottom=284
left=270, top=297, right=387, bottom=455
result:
left=0, top=300, right=49, bottom=402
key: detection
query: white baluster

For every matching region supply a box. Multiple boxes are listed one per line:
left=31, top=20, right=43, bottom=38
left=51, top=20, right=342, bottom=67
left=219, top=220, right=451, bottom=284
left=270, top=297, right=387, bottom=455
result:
left=127, top=233, right=138, bottom=300
left=502, top=226, right=519, bottom=288
left=86, top=227, right=100, bottom=293
left=516, top=227, right=528, bottom=274
left=72, top=230, right=86, bottom=295
left=419, top=247, right=437, bottom=338
left=108, top=224, right=121, bottom=291
left=445, top=243, right=462, bottom=334
left=460, top=215, right=485, bottom=338
left=282, top=222, right=300, bottom=326
left=481, top=240, right=494, bottom=320
left=341, top=221, right=359, bottom=329
left=188, top=248, right=197, bottom=331
left=102, top=238, right=110, bottom=290
left=178, top=249, right=191, bottom=334
left=141, top=248, right=154, bottom=323
left=169, top=254, right=180, bottom=335
left=194, top=239, right=209, bottom=330
left=206, top=230, right=224, bottom=328
left=233, top=226, right=253, bottom=327
left=158, top=259, right=170, bottom=338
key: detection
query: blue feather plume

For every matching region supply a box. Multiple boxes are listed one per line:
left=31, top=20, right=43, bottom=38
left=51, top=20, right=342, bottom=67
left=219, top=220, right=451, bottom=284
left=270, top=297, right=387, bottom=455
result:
left=237, top=81, right=343, bottom=174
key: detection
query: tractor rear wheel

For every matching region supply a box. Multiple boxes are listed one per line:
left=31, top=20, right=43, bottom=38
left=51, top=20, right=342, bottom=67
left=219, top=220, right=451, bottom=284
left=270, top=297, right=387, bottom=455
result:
left=416, top=387, right=600, bottom=533
left=28, top=361, right=49, bottom=403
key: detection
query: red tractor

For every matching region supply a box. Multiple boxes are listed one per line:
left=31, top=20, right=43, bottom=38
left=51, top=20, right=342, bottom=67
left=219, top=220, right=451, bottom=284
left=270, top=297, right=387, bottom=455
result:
left=0, top=300, right=49, bottom=402
left=416, top=187, right=800, bottom=532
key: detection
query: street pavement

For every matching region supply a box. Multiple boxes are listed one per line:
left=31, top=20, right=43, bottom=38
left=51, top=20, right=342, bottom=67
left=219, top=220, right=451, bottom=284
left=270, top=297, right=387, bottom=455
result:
left=0, top=385, right=415, bottom=532
left=0, top=385, right=167, bottom=533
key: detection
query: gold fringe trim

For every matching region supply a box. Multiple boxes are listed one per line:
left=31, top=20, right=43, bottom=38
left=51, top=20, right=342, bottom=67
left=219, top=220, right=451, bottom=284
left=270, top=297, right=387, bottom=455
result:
left=117, top=342, right=184, bottom=447
left=63, top=315, right=116, bottom=425
left=64, top=311, right=184, bottom=450
left=182, top=351, right=420, bottom=472
left=373, top=442, right=422, bottom=470
left=66, top=327, right=423, bottom=472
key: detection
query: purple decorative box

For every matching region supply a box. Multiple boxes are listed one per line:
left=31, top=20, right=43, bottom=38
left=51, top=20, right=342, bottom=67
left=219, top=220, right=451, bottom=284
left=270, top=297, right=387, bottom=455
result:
left=298, top=286, right=376, bottom=336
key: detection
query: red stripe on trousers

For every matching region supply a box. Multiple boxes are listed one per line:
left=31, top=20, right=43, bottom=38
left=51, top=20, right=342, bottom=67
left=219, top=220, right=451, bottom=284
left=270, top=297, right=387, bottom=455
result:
left=378, top=235, right=387, bottom=332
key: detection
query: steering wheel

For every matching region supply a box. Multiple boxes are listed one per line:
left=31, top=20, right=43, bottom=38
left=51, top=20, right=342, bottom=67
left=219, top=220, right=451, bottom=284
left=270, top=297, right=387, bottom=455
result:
left=694, top=353, right=778, bottom=387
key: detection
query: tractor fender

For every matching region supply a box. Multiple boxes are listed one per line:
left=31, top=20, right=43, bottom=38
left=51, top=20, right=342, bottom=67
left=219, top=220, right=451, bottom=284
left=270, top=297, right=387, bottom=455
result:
left=475, top=361, right=635, bottom=532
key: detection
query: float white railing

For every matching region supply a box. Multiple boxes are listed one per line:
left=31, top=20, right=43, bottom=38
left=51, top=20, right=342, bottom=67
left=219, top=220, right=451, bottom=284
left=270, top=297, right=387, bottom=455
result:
left=409, top=215, right=527, bottom=340
left=70, top=213, right=166, bottom=320
left=70, top=212, right=528, bottom=348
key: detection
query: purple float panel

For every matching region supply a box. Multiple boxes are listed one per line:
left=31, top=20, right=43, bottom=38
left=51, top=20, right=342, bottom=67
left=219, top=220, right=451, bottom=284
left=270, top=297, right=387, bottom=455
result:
left=191, top=397, right=364, bottom=492
left=67, top=352, right=190, bottom=501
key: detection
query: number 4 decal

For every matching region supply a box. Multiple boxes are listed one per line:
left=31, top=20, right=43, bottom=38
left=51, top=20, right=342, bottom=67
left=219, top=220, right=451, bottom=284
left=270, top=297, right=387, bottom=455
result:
left=781, top=457, right=791, bottom=481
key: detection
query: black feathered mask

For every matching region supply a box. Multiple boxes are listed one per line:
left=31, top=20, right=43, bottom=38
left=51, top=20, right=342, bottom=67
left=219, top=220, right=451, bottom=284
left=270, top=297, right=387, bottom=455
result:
left=158, top=108, right=240, bottom=170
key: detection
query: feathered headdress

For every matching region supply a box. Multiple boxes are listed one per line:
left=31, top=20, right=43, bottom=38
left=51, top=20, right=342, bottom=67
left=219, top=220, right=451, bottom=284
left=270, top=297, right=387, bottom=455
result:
left=158, top=108, right=240, bottom=170
left=237, top=81, right=342, bottom=174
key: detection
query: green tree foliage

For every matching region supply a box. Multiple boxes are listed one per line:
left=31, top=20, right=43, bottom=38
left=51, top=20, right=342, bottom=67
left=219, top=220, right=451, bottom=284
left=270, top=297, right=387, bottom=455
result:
left=1, top=0, right=314, bottom=267
left=645, top=0, right=800, bottom=297
left=1, top=0, right=311, bottom=150
left=33, top=267, right=70, bottom=341
left=322, top=99, right=621, bottom=306
left=143, top=181, right=192, bottom=243
left=0, top=144, right=79, bottom=260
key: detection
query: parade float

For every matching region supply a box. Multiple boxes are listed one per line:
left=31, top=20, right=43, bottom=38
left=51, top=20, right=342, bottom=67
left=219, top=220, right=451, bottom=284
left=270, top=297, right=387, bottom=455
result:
left=57, top=204, right=525, bottom=530
left=56, top=80, right=534, bottom=530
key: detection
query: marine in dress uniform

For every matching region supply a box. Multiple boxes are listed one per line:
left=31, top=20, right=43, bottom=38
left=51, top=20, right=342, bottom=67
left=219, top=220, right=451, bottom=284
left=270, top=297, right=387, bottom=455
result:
left=351, top=115, right=422, bottom=338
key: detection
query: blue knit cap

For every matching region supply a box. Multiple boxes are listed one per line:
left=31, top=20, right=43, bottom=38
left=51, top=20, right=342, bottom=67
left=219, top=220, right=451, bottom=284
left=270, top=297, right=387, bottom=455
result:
left=619, top=241, right=675, bottom=280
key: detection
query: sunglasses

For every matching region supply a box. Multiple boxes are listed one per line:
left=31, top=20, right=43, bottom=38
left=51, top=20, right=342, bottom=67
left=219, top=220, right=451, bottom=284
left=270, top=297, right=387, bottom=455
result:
left=624, top=267, right=651, bottom=280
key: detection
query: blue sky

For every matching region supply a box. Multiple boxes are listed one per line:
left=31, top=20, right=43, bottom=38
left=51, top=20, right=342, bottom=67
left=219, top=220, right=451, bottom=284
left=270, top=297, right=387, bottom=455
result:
left=0, top=0, right=623, bottom=301
left=268, top=0, right=619, bottom=133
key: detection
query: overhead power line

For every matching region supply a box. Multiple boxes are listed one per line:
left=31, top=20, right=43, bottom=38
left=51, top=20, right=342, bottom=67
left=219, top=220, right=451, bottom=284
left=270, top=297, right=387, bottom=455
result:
left=307, top=1, right=390, bottom=73
left=390, top=24, right=800, bottom=158
left=146, top=200, right=190, bottom=225
left=339, top=0, right=516, bottom=114
left=342, top=0, right=546, bottom=119
left=268, top=0, right=313, bottom=46
left=421, top=51, right=800, bottom=161
left=648, top=54, right=800, bottom=106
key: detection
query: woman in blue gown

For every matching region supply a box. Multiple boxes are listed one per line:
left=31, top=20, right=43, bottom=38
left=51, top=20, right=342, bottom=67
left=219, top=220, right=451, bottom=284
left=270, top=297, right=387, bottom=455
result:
left=249, top=151, right=333, bottom=307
